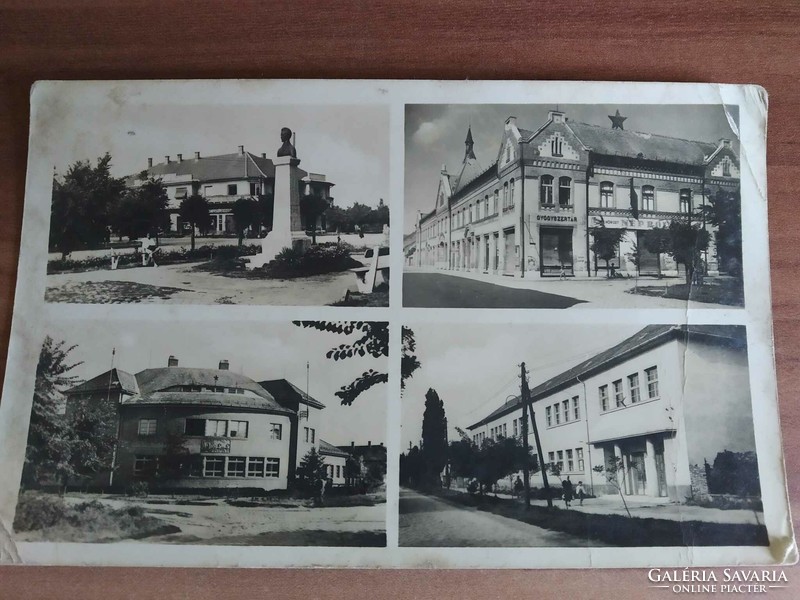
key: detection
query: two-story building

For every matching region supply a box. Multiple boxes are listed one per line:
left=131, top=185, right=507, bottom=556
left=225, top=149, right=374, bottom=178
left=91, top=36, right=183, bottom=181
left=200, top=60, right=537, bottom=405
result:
left=414, top=110, right=740, bottom=278
left=63, top=356, right=351, bottom=492
left=466, top=325, right=757, bottom=501
left=127, top=144, right=334, bottom=236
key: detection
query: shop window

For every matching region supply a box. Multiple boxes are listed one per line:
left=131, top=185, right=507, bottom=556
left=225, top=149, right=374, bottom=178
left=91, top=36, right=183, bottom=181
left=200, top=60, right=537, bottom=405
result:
left=227, top=456, right=246, bottom=477
left=558, top=177, right=572, bottom=207
left=680, top=189, right=692, bottom=213
left=642, top=185, right=655, bottom=211
left=138, top=419, right=157, bottom=436
left=203, top=457, right=225, bottom=477
left=600, top=181, right=614, bottom=208
left=628, top=373, right=641, bottom=403
left=247, top=457, right=265, bottom=478
left=646, top=366, right=660, bottom=399
left=599, top=385, right=609, bottom=412
left=540, top=175, right=554, bottom=206
left=265, top=458, right=280, bottom=478
left=270, top=423, right=283, bottom=440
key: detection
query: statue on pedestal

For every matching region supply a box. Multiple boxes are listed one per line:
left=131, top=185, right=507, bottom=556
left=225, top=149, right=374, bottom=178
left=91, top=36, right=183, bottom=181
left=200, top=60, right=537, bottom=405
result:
left=277, top=127, right=297, bottom=158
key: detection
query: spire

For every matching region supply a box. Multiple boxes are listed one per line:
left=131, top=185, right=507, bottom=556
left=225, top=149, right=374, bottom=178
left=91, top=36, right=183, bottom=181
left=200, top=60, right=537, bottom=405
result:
left=464, top=126, right=476, bottom=161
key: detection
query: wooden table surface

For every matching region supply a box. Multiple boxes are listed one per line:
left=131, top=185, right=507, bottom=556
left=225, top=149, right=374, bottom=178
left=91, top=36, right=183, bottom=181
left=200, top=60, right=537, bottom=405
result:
left=1, top=1, right=799, bottom=598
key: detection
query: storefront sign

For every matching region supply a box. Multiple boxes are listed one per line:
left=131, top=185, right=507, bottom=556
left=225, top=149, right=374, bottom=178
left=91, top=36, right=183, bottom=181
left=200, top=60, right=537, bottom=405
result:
left=592, top=216, right=672, bottom=230
left=200, top=438, right=231, bottom=454
left=536, top=214, right=577, bottom=223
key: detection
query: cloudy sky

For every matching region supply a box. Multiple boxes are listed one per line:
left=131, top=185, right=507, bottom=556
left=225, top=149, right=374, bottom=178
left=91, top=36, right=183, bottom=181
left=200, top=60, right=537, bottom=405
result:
left=404, top=104, right=739, bottom=231
left=45, top=318, right=387, bottom=447
left=50, top=101, right=389, bottom=209
left=400, top=322, right=645, bottom=451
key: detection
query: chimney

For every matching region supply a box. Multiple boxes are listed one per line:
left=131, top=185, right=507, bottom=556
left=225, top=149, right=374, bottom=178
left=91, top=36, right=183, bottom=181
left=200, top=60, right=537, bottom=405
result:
left=238, top=145, right=245, bottom=155
left=548, top=110, right=565, bottom=123
left=505, top=115, right=517, bottom=127
left=147, top=157, right=153, bottom=168
left=194, top=151, right=200, bottom=159
left=720, top=138, right=731, bottom=148
left=165, top=155, right=170, bottom=164
left=219, top=359, right=229, bottom=371
left=168, top=355, right=179, bottom=367
left=367, top=441, right=372, bottom=447
left=351, top=441, right=355, bottom=447
left=261, top=153, right=266, bottom=159
left=177, top=153, right=183, bottom=163
left=379, top=442, right=383, bottom=446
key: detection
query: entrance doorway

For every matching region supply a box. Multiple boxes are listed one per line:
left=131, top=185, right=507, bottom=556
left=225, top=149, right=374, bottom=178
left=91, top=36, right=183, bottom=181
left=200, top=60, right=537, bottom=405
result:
left=493, top=233, right=499, bottom=271
left=636, top=230, right=660, bottom=276
left=540, top=227, right=574, bottom=276
left=484, top=236, right=490, bottom=271
left=503, top=228, right=517, bottom=275
left=625, top=452, right=647, bottom=496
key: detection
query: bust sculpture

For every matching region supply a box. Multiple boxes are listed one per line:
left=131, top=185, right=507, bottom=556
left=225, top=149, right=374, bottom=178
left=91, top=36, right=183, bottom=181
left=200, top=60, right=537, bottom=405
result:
left=277, top=127, right=297, bottom=158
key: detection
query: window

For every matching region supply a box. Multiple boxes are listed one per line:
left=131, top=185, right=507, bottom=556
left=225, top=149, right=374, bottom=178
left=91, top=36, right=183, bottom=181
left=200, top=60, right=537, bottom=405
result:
left=566, top=449, right=574, bottom=471
left=227, top=456, right=246, bottom=477
left=469, top=205, right=473, bottom=223
left=548, top=451, right=555, bottom=465
left=185, top=418, right=205, bottom=436
left=558, top=177, right=572, bottom=206
left=554, top=402, right=561, bottom=425
left=229, top=420, right=248, bottom=438
left=642, top=185, right=655, bottom=211
left=205, top=419, right=227, bottom=437
left=270, top=423, right=283, bottom=440
left=679, top=189, right=692, bottom=213
left=493, top=189, right=499, bottom=213
left=572, top=396, right=580, bottom=420
left=722, top=157, right=731, bottom=177
left=509, top=179, right=515, bottom=208
left=133, top=456, right=159, bottom=478
left=577, top=448, right=585, bottom=472
left=227, top=184, right=238, bottom=195
left=203, top=457, right=225, bottom=477
left=138, top=419, right=157, bottom=436
left=628, top=373, right=641, bottom=404
left=247, top=457, right=265, bottom=478
left=203, top=185, right=212, bottom=197
left=336, top=465, right=341, bottom=478
left=646, top=366, right=659, bottom=399
left=600, top=182, right=614, bottom=208
left=484, top=196, right=489, bottom=217
left=502, top=423, right=507, bottom=437
left=503, top=183, right=509, bottom=210
left=250, top=182, right=260, bottom=196
left=562, top=399, right=570, bottom=422
left=513, top=418, right=518, bottom=437
left=546, top=406, right=552, bottom=427
left=175, top=187, right=188, bottom=199
left=304, top=427, right=316, bottom=443
left=556, top=450, right=564, bottom=472
left=599, top=385, right=609, bottom=412
left=266, top=458, right=280, bottom=478
left=613, top=379, right=624, bottom=408
left=540, top=175, right=554, bottom=205
left=551, top=135, right=563, bottom=157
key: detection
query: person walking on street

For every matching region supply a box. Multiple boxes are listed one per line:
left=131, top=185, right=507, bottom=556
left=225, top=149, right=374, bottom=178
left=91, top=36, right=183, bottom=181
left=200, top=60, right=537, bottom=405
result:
left=576, top=480, right=586, bottom=506
left=562, top=476, right=574, bottom=508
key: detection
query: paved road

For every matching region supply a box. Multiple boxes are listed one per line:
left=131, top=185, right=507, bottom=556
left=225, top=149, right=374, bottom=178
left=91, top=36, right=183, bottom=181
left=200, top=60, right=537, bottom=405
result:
left=399, top=489, right=585, bottom=547
left=403, top=272, right=587, bottom=308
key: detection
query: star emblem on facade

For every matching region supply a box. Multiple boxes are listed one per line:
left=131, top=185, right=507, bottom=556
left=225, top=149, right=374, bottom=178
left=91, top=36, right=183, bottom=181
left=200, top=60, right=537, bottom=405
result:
left=609, top=109, right=627, bottom=130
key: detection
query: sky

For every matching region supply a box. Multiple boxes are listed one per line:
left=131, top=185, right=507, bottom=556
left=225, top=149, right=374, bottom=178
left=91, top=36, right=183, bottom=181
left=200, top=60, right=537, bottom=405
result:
left=400, top=322, right=646, bottom=451
left=51, top=102, right=390, bottom=209
left=45, top=318, right=387, bottom=447
left=404, top=104, right=739, bottom=232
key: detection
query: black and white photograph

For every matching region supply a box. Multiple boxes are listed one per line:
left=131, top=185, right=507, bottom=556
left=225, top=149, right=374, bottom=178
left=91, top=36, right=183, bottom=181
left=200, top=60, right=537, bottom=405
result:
left=44, top=98, right=390, bottom=307
left=14, top=319, right=388, bottom=546
left=399, top=323, right=766, bottom=548
left=403, top=104, right=743, bottom=309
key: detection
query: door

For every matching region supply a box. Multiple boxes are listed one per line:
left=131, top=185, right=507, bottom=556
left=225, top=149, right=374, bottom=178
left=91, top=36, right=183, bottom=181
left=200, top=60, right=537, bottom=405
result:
left=504, top=229, right=516, bottom=275
left=493, top=234, right=499, bottom=270
left=484, top=236, right=490, bottom=271
left=636, top=230, right=660, bottom=276
left=654, top=447, right=668, bottom=497
left=540, top=227, right=574, bottom=276
left=627, top=452, right=647, bottom=495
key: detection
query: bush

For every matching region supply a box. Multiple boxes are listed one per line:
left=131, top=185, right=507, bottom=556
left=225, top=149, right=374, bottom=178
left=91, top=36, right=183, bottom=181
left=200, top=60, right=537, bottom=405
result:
left=264, top=242, right=361, bottom=278
left=126, top=481, right=150, bottom=498
left=13, top=492, right=67, bottom=532
left=466, top=479, right=479, bottom=495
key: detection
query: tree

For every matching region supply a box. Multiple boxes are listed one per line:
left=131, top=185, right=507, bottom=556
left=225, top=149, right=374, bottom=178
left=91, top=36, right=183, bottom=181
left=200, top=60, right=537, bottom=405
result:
left=64, top=403, right=117, bottom=490
left=293, top=322, right=420, bottom=405
left=593, top=456, right=632, bottom=518
left=299, top=194, right=330, bottom=244
left=110, top=176, right=170, bottom=242
left=179, top=194, right=211, bottom=251
left=643, top=220, right=710, bottom=285
left=590, top=219, right=627, bottom=276
left=22, top=336, right=83, bottom=489
left=706, top=450, right=761, bottom=497
left=420, top=389, right=448, bottom=486
left=296, top=447, right=329, bottom=500
left=49, top=154, right=126, bottom=257
left=232, top=197, right=260, bottom=247
left=160, top=433, right=191, bottom=483
left=699, top=186, right=742, bottom=276
left=258, top=193, right=274, bottom=232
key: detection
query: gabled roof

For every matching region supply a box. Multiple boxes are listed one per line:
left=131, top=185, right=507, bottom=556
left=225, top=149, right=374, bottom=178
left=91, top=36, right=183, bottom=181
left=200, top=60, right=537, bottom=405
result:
left=452, top=156, right=484, bottom=194
left=258, top=378, right=326, bottom=410
left=468, top=325, right=747, bottom=430
left=561, top=121, right=720, bottom=165
left=127, top=151, right=276, bottom=185
left=66, top=368, right=139, bottom=396
left=318, top=439, right=351, bottom=458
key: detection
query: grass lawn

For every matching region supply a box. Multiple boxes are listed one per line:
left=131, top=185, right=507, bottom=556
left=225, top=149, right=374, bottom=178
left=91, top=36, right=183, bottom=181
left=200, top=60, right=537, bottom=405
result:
left=627, top=276, right=744, bottom=306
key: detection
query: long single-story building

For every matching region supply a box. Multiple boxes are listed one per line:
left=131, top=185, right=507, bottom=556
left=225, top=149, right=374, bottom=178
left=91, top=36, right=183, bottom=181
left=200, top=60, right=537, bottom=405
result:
left=466, top=325, right=757, bottom=501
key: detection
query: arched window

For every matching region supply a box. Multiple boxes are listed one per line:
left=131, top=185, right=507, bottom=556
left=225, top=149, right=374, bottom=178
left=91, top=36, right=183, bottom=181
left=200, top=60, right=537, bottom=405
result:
left=551, top=136, right=563, bottom=157
left=503, top=182, right=509, bottom=210
left=509, top=179, right=515, bottom=208
left=679, top=188, right=692, bottom=213
left=484, top=195, right=489, bottom=217
left=493, top=189, right=499, bottom=214
left=540, top=175, right=554, bottom=206
left=558, top=176, right=572, bottom=207
left=642, top=185, right=655, bottom=211
left=599, top=181, right=614, bottom=208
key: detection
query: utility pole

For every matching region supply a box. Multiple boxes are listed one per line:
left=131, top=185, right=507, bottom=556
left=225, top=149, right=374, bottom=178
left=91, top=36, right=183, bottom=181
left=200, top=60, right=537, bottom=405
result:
left=521, top=362, right=553, bottom=509
left=520, top=363, right=531, bottom=509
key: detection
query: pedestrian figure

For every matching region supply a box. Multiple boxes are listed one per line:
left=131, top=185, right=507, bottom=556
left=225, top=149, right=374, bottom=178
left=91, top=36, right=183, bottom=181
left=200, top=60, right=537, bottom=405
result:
left=513, top=476, right=524, bottom=500
left=562, top=476, right=574, bottom=508
left=317, top=476, right=326, bottom=505
left=576, top=480, right=586, bottom=506
left=559, top=263, right=567, bottom=280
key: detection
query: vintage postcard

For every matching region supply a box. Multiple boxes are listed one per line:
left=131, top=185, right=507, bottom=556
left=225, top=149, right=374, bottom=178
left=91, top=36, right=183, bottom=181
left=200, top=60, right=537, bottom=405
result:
left=0, top=80, right=792, bottom=569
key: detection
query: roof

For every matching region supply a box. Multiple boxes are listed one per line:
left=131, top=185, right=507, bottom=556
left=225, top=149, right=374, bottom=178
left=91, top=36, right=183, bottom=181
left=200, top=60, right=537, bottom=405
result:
left=127, top=151, right=276, bottom=185
left=318, top=439, right=351, bottom=458
left=67, top=368, right=139, bottom=396
left=337, top=444, right=386, bottom=459
left=468, top=325, right=746, bottom=430
left=126, top=391, right=293, bottom=413
left=258, top=379, right=326, bottom=410
left=560, top=121, right=720, bottom=165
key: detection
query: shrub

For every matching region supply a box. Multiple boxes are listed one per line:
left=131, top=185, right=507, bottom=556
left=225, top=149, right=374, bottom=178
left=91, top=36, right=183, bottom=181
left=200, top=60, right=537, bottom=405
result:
left=466, top=479, right=479, bottom=494
left=264, top=242, right=361, bottom=278
left=13, top=492, right=67, bottom=532
left=126, top=481, right=149, bottom=498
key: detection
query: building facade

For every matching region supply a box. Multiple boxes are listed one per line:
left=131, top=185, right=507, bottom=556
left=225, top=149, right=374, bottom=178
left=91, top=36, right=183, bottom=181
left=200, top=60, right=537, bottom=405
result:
left=466, top=326, right=756, bottom=501
left=127, top=144, right=334, bottom=236
left=414, top=111, right=740, bottom=278
left=64, top=356, right=352, bottom=491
